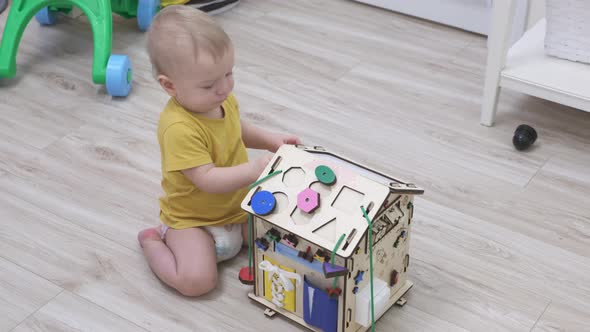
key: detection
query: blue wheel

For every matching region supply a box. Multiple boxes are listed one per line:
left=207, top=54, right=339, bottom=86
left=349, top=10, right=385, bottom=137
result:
left=35, top=7, right=57, bottom=25
left=106, top=55, right=132, bottom=97
left=137, top=0, right=160, bottom=32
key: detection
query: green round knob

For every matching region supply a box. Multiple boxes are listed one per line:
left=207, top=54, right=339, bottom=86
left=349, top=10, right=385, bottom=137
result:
left=315, top=165, right=336, bottom=185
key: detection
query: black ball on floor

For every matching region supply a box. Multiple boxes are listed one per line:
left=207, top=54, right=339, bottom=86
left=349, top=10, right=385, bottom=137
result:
left=513, top=124, right=537, bottom=151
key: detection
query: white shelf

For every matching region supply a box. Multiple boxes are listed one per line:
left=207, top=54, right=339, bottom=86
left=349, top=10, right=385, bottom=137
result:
left=501, top=19, right=590, bottom=112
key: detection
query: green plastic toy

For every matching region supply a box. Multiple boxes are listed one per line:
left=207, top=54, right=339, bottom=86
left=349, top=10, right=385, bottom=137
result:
left=0, top=0, right=160, bottom=96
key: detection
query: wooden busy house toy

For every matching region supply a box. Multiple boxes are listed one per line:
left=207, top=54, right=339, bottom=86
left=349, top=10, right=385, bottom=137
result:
left=239, top=145, right=423, bottom=332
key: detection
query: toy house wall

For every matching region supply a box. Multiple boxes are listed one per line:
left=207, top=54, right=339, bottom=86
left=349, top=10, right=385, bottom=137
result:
left=253, top=217, right=347, bottom=331
left=342, top=193, right=414, bottom=332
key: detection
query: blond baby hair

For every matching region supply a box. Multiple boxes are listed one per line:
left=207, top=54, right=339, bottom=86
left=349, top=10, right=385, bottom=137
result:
left=146, top=5, right=232, bottom=78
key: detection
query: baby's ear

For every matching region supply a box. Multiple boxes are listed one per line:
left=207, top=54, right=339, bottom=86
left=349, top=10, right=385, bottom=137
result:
left=158, top=75, right=176, bottom=97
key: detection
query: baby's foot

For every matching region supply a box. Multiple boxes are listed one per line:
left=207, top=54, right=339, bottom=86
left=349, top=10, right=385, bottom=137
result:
left=138, top=226, right=162, bottom=248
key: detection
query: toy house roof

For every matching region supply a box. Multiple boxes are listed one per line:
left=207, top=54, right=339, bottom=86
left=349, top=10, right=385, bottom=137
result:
left=241, top=145, right=423, bottom=258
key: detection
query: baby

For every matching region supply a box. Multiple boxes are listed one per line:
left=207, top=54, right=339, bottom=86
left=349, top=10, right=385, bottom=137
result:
left=138, top=6, right=301, bottom=297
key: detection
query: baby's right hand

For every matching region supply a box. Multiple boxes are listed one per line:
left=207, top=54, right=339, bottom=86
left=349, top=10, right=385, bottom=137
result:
left=251, top=154, right=274, bottom=179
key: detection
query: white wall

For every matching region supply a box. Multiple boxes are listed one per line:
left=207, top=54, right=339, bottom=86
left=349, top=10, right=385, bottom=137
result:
left=353, top=0, right=530, bottom=43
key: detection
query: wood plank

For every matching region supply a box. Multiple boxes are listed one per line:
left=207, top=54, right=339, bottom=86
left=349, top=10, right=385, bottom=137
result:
left=12, top=291, right=148, bottom=332
left=532, top=301, right=590, bottom=332
left=0, top=257, right=62, bottom=332
left=377, top=304, right=471, bottom=332
left=0, top=110, right=161, bottom=251
left=406, top=259, right=550, bottom=332
left=412, top=198, right=590, bottom=317
left=531, top=152, right=590, bottom=196
left=0, top=77, right=84, bottom=150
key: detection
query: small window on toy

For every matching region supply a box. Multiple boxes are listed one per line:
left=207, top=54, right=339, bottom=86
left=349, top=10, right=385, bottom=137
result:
left=372, top=213, right=395, bottom=247
left=332, top=186, right=364, bottom=213
left=283, top=167, right=306, bottom=187
left=386, top=201, right=405, bottom=225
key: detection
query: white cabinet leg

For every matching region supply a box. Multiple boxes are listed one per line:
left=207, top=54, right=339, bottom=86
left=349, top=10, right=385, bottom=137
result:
left=481, top=0, right=517, bottom=126
left=481, top=78, right=502, bottom=126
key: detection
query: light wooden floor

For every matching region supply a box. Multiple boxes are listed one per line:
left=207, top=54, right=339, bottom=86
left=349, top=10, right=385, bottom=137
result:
left=1, top=0, right=590, bottom=331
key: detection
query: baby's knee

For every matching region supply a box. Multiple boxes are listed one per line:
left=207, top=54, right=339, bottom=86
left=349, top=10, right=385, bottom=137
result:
left=175, top=271, right=218, bottom=297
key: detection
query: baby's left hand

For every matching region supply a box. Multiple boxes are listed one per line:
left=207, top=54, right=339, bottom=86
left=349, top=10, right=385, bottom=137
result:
left=268, top=133, right=302, bottom=152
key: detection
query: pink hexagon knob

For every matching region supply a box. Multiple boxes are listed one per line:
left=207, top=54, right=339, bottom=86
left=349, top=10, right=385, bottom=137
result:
left=297, top=188, right=320, bottom=213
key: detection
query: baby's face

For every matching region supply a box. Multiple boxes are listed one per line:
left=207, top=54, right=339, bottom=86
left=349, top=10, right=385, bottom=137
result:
left=172, top=46, right=235, bottom=114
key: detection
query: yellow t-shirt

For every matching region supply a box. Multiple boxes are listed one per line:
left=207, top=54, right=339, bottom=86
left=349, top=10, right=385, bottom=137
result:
left=158, top=94, right=249, bottom=229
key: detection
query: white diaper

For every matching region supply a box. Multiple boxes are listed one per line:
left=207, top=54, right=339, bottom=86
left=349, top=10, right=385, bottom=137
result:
left=161, top=224, right=243, bottom=263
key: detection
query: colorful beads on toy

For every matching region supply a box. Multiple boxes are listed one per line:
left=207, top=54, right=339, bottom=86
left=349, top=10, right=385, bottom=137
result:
left=283, top=233, right=299, bottom=248
left=251, top=190, right=276, bottom=215
left=297, top=188, right=319, bottom=213
left=326, top=287, right=342, bottom=299
left=390, top=270, right=399, bottom=287
left=265, top=228, right=281, bottom=242
left=394, top=231, right=407, bottom=248
left=314, top=249, right=331, bottom=262
left=315, top=165, right=336, bottom=185
left=255, top=238, right=270, bottom=251
left=298, top=246, right=314, bottom=263
left=354, top=270, right=365, bottom=285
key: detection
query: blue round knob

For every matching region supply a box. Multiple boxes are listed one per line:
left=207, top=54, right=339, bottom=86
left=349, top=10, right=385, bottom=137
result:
left=251, top=191, right=276, bottom=215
